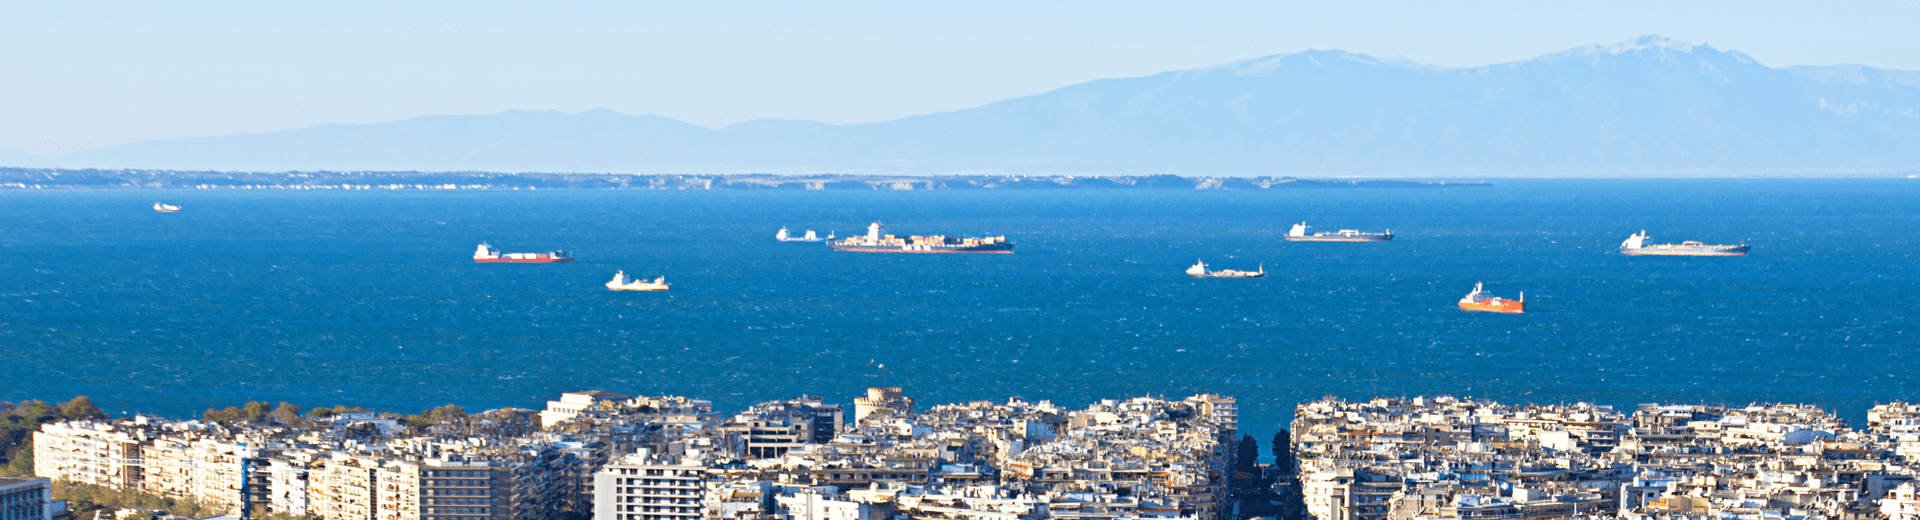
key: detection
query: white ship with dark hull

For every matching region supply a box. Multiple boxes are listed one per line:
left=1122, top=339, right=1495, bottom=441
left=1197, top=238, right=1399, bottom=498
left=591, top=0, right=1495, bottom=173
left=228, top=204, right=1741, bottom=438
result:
left=776, top=227, right=832, bottom=242
left=1619, top=231, right=1748, bottom=256
left=1285, top=222, right=1392, bottom=242
left=473, top=243, right=574, bottom=263
left=1186, top=260, right=1265, bottom=278
left=826, top=222, right=1014, bottom=254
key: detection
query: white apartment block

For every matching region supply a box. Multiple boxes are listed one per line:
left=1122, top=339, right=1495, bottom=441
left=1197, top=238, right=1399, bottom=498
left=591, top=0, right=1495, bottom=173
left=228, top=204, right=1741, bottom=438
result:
left=592, top=458, right=702, bottom=520
left=541, top=391, right=632, bottom=428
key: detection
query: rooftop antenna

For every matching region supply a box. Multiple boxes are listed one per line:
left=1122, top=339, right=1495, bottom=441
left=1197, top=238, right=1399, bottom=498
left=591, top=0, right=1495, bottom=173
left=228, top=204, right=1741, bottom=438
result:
left=1371, top=368, right=1380, bottom=399
left=870, top=359, right=891, bottom=387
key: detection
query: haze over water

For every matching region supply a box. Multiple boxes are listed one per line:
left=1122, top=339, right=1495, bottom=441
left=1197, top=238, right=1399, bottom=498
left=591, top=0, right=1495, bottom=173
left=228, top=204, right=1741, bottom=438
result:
left=3, top=180, right=1916, bottom=441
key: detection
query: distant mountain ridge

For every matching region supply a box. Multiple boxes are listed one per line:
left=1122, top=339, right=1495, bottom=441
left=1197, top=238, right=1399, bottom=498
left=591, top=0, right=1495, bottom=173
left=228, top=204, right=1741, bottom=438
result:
left=10, top=36, right=1920, bottom=177
left=0, top=168, right=1491, bottom=190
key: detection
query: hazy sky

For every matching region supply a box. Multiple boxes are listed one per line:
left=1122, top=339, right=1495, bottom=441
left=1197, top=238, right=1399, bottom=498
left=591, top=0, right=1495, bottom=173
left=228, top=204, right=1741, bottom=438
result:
left=4, top=1, right=1918, bottom=156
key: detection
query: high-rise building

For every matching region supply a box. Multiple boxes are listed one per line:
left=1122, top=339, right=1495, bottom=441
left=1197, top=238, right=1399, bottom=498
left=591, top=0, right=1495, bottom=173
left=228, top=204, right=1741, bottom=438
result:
left=716, top=398, right=844, bottom=458
left=0, top=477, right=58, bottom=520
left=32, top=421, right=144, bottom=488
left=592, top=455, right=704, bottom=520
left=404, top=460, right=504, bottom=520
left=309, top=453, right=381, bottom=520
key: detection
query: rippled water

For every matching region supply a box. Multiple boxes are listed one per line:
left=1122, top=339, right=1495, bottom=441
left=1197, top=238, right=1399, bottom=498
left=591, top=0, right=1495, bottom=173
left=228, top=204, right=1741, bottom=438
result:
left=3, top=180, right=1917, bottom=440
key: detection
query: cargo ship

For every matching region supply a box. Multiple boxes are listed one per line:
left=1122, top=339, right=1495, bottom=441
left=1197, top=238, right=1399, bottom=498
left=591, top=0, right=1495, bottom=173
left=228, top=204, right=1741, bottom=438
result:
left=606, top=271, right=668, bottom=291
left=1285, top=223, right=1392, bottom=242
left=826, top=223, right=1013, bottom=254
left=1186, top=260, right=1265, bottom=278
left=473, top=243, right=575, bottom=263
left=776, top=227, right=832, bottom=242
left=1619, top=231, right=1748, bottom=256
left=1458, top=283, right=1525, bottom=314
left=153, top=203, right=180, bottom=213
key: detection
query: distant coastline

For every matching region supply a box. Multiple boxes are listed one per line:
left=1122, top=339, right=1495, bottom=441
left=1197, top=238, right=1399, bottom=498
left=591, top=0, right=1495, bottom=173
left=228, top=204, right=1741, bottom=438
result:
left=0, top=168, right=1490, bottom=190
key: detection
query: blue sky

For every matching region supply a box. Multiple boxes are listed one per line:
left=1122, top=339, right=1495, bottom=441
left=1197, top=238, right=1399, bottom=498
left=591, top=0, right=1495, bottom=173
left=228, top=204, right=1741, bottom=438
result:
left=3, top=0, right=1917, bottom=156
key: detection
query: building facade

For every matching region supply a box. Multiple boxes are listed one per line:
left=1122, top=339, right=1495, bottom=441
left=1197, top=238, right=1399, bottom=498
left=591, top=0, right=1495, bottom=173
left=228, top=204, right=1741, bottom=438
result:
left=0, top=477, right=56, bottom=520
left=592, top=457, right=704, bottom=520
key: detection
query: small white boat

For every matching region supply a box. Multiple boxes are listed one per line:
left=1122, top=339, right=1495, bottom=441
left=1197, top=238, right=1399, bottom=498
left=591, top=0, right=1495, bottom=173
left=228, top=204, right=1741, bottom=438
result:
left=776, top=227, right=832, bottom=242
left=606, top=271, right=669, bottom=291
left=1186, top=259, right=1265, bottom=278
left=153, top=203, right=181, bottom=213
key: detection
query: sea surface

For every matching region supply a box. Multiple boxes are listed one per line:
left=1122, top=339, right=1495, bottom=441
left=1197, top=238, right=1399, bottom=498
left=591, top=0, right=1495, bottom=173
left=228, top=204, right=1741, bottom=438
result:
left=3, top=180, right=1917, bottom=442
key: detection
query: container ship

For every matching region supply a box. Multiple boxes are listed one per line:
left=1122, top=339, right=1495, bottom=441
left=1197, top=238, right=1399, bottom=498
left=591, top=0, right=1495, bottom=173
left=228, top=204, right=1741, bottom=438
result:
left=473, top=243, right=575, bottom=263
left=1458, top=283, right=1525, bottom=314
left=1619, top=231, right=1748, bottom=256
left=826, top=223, right=1013, bottom=254
left=1285, top=222, right=1392, bottom=242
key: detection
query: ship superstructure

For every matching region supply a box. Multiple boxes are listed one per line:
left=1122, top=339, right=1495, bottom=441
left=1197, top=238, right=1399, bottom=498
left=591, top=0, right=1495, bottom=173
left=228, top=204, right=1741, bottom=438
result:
left=1285, top=222, right=1392, bottom=242
left=1458, top=282, right=1525, bottom=313
left=826, top=222, right=1013, bottom=253
left=473, top=243, right=575, bottom=263
left=1619, top=231, right=1748, bottom=256
left=153, top=203, right=180, bottom=213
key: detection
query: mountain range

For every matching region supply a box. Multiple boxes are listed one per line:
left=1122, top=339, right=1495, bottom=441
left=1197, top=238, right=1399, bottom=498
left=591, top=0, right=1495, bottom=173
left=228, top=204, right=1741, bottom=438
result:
left=7, top=36, right=1919, bottom=177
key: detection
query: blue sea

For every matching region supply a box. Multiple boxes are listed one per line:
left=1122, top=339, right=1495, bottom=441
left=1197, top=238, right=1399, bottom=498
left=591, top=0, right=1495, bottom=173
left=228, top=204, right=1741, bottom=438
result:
left=3, top=180, right=1917, bottom=441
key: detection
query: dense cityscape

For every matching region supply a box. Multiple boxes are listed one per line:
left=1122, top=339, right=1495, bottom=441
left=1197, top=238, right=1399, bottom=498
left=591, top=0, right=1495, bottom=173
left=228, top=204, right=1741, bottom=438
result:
left=6, top=390, right=1920, bottom=520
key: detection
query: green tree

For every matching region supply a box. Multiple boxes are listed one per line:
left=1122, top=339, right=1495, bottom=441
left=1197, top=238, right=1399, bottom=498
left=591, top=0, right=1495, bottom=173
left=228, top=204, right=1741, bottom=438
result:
left=242, top=401, right=270, bottom=422
left=270, top=402, right=303, bottom=424
left=7, top=439, right=33, bottom=476
left=1236, top=434, right=1259, bottom=472
left=307, top=405, right=366, bottom=418
left=18, top=400, right=52, bottom=418
left=404, top=404, right=467, bottom=428
left=1271, top=428, right=1293, bottom=475
left=252, top=505, right=314, bottom=520
left=203, top=406, right=243, bottom=424
left=58, top=396, right=106, bottom=420
left=54, top=479, right=225, bottom=519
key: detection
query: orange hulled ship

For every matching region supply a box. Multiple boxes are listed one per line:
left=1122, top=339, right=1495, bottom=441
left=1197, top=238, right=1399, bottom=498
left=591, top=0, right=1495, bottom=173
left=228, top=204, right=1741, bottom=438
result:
left=1458, top=283, right=1525, bottom=314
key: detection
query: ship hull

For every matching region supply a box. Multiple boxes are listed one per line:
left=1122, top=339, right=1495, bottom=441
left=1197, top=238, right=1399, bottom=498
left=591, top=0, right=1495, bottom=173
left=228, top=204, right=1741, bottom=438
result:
left=1459, top=301, right=1525, bottom=314
left=1620, top=246, right=1748, bottom=256
left=475, top=258, right=575, bottom=263
left=1285, top=235, right=1392, bottom=242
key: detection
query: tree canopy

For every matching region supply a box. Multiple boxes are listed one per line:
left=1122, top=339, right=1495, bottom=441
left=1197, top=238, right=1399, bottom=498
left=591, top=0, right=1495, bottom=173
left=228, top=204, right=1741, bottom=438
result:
left=1271, top=428, right=1294, bottom=475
